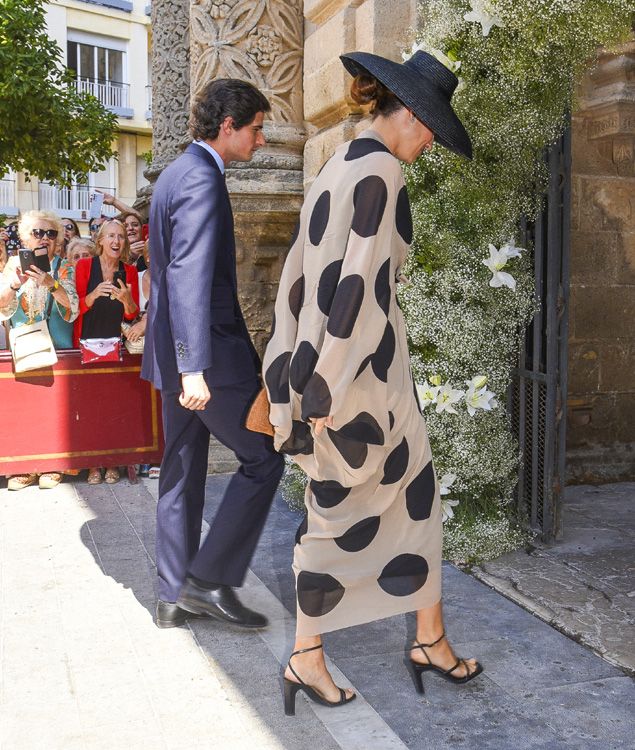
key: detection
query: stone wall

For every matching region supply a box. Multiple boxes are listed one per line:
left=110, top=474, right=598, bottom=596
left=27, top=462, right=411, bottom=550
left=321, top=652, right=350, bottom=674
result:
left=567, top=41, right=635, bottom=482
left=303, top=0, right=416, bottom=184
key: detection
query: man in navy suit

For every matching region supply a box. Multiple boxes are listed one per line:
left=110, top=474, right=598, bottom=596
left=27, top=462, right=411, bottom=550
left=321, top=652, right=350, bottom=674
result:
left=142, top=79, right=284, bottom=629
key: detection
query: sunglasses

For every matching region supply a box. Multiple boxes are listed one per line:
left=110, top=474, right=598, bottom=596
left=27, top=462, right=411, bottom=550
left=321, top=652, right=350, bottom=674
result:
left=31, top=228, right=59, bottom=239
left=63, top=224, right=75, bottom=231
left=89, top=224, right=101, bottom=231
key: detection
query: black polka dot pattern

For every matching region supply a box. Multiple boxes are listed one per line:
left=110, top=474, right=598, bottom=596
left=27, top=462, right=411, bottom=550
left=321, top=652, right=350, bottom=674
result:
left=317, top=260, right=342, bottom=315
left=295, top=514, right=308, bottom=544
left=327, top=413, right=385, bottom=470
left=301, top=372, right=332, bottom=420
left=335, top=516, right=380, bottom=552
left=378, top=554, right=429, bottom=596
left=381, top=436, right=409, bottom=485
left=289, top=341, right=319, bottom=395
left=280, top=420, right=314, bottom=455
left=310, top=478, right=351, bottom=508
left=297, top=571, right=345, bottom=617
left=375, top=258, right=391, bottom=316
left=309, top=190, right=331, bottom=246
left=344, top=138, right=391, bottom=161
left=354, top=353, right=372, bottom=380
left=290, top=219, right=300, bottom=248
left=388, top=411, right=395, bottom=430
left=326, top=274, right=364, bottom=338
left=351, top=176, right=388, bottom=238
left=288, top=275, right=305, bottom=320
left=405, top=461, right=436, bottom=521
left=264, top=351, right=291, bottom=404
left=371, top=322, right=395, bottom=383
left=395, top=186, right=413, bottom=244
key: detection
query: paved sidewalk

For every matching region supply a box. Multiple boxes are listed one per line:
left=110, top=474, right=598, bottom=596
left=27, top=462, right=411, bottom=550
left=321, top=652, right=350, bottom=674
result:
left=474, top=483, right=635, bottom=674
left=0, top=475, right=633, bottom=750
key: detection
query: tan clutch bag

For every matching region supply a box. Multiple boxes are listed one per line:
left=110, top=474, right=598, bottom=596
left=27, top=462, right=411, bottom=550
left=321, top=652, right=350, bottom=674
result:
left=245, top=386, right=274, bottom=436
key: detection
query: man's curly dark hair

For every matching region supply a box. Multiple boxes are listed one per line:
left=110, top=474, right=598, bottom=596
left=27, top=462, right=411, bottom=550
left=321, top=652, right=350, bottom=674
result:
left=189, top=79, right=271, bottom=141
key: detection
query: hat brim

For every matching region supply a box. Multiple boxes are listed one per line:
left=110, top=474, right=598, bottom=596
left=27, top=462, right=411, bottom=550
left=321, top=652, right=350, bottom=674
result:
left=341, top=52, right=472, bottom=160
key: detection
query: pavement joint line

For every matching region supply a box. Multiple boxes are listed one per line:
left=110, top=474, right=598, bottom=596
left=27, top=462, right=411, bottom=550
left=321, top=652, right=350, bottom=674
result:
left=108, top=483, right=155, bottom=566
left=141, top=478, right=408, bottom=749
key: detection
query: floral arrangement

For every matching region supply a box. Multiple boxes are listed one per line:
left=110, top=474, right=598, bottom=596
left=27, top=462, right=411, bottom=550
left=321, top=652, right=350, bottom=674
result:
left=280, top=0, right=633, bottom=565
left=400, top=0, right=633, bottom=562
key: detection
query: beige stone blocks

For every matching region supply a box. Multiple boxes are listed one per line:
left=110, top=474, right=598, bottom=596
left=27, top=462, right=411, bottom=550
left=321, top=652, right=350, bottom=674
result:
left=303, top=0, right=416, bottom=182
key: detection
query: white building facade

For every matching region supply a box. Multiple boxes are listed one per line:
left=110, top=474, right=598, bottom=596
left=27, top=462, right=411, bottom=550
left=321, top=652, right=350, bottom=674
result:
left=0, top=0, right=152, bottom=228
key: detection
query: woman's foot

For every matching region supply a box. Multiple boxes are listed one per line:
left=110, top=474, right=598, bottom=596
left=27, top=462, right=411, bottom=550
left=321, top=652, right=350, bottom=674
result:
left=7, top=473, right=37, bottom=491
left=284, top=645, right=355, bottom=704
left=87, top=468, right=103, bottom=485
left=104, top=467, right=120, bottom=484
left=411, top=631, right=480, bottom=679
left=39, top=472, right=63, bottom=489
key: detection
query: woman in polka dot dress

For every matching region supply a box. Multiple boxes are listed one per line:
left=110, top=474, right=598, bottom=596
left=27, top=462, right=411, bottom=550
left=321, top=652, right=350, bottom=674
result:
left=263, top=50, right=483, bottom=714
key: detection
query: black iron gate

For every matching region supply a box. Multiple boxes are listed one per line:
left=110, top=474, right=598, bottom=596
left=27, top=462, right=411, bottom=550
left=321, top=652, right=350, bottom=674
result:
left=509, top=126, right=571, bottom=542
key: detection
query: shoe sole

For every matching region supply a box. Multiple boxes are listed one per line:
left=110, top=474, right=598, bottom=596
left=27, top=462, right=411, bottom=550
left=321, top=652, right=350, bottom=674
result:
left=155, top=618, right=188, bottom=629
left=176, top=597, right=268, bottom=630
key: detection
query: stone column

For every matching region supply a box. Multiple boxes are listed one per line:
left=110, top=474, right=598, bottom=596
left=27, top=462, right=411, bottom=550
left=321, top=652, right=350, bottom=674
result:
left=189, top=0, right=305, bottom=355
left=303, top=0, right=416, bottom=184
left=135, top=0, right=191, bottom=214
left=567, top=40, right=635, bottom=482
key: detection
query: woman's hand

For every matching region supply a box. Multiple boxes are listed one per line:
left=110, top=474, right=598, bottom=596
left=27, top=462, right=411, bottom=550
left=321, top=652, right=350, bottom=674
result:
left=24, top=266, right=55, bottom=289
left=86, top=280, right=115, bottom=307
left=124, top=317, right=146, bottom=342
left=112, top=279, right=137, bottom=316
left=129, top=240, right=145, bottom=260
left=95, top=189, right=115, bottom=205
left=310, top=416, right=334, bottom=437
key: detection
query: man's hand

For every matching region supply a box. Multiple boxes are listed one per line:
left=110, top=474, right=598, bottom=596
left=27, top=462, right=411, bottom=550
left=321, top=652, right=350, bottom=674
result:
left=179, top=373, right=210, bottom=411
left=310, top=416, right=334, bottom=437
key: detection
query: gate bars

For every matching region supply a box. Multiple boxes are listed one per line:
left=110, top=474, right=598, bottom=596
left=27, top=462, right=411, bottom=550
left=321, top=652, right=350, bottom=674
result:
left=510, top=125, right=572, bottom=542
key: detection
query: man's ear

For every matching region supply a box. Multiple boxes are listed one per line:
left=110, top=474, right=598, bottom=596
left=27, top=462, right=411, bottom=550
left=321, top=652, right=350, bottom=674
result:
left=220, top=115, right=234, bottom=135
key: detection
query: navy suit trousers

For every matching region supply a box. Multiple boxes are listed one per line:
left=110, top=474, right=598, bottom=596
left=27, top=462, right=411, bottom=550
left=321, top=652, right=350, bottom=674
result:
left=156, top=377, right=284, bottom=602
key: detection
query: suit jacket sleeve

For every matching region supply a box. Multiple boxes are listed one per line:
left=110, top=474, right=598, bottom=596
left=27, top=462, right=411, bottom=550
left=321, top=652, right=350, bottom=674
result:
left=166, top=165, right=223, bottom=374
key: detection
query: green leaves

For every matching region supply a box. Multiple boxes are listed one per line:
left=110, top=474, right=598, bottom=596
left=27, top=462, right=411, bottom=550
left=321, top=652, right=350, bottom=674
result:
left=0, top=0, right=117, bottom=185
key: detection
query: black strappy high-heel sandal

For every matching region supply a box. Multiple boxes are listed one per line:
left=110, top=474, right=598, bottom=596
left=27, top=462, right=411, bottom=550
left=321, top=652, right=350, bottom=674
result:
left=404, top=631, right=483, bottom=694
left=283, top=643, right=356, bottom=716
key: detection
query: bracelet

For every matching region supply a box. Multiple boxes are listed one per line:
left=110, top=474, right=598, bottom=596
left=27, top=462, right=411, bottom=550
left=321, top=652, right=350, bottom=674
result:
left=51, top=279, right=59, bottom=292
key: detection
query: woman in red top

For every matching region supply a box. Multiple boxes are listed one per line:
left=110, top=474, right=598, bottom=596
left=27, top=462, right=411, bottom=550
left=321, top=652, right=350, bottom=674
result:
left=74, top=218, right=139, bottom=484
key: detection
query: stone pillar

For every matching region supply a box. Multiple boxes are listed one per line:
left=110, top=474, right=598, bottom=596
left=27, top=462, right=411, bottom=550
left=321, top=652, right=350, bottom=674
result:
left=189, top=0, right=305, bottom=355
left=136, top=0, right=191, bottom=215
left=303, top=0, right=416, bottom=184
left=567, top=40, right=635, bottom=482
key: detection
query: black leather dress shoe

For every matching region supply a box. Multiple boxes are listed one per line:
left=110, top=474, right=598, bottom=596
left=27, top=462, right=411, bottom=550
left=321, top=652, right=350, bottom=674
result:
left=176, top=578, right=269, bottom=629
left=155, top=600, right=189, bottom=629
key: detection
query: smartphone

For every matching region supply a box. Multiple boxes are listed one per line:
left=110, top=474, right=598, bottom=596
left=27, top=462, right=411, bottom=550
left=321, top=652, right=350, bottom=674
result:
left=19, top=249, right=51, bottom=274
left=5, top=222, right=22, bottom=255
left=112, top=270, right=126, bottom=288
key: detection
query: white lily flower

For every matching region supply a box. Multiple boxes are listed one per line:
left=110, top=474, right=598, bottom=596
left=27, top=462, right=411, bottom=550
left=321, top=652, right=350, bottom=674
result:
left=465, top=382, right=498, bottom=416
left=429, top=48, right=461, bottom=74
left=416, top=381, right=439, bottom=410
left=439, top=473, right=457, bottom=495
left=464, top=0, right=505, bottom=37
left=402, top=41, right=426, bottom=62
left=435, top=384, right=465, bottom=414
left=442, top=497, right=460, bottom=523
left=483, top=243, right=517, bottom=290
left=466, top=374, right=488, bottom=390
left=500, top=237, right=524, bottom=260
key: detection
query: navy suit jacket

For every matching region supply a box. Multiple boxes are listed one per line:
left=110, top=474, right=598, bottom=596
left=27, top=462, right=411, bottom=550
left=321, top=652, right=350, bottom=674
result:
left=141, top=143, right=259, bottom=394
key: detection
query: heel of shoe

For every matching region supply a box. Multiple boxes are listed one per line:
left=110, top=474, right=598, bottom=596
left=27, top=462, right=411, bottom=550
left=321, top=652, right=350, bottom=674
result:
left=404, top=658, right=425, bottom=694
left=283, top=678, right=302, bottom=716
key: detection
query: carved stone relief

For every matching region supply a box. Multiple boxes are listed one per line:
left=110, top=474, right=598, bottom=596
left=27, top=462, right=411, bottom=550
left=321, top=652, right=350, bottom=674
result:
left=189, top=0, right=303, bottom=125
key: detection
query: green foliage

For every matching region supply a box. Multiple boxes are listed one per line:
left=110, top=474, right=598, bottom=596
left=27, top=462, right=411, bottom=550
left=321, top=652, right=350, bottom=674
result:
left=399, top=0, right=634, bottom=558
left=140, top=149, right=153, bottom=168
left=0, top=0, right=117, bottom=184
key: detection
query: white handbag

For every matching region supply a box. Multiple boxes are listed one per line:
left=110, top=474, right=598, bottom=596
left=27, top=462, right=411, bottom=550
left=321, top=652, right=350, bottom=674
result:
left=9, top=319, right=58, bottom=373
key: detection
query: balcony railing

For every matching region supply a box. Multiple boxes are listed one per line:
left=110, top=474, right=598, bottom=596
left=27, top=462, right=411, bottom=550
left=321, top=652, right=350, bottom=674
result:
left=0, top=178, right=16, bottom=209
left=38, top=182, right=118, bottom=218
left=73, top=78, right=132, bottom=115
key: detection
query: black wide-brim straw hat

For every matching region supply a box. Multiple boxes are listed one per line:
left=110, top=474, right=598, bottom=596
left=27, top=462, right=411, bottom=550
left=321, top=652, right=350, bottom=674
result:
left=340, top=50, right=472, bottom=160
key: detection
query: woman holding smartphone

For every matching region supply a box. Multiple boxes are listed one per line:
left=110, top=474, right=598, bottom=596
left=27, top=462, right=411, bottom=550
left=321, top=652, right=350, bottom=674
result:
left=0, top=210, right=79, bottom=490
left=74, top=218, right=139, bottom=484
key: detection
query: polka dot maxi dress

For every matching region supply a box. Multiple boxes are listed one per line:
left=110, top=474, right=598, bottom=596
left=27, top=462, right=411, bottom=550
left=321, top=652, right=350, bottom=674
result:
left=263, top=129, right=442, bottom=636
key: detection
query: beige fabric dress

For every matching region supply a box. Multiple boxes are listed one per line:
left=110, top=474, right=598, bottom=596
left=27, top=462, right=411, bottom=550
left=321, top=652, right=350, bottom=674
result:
left=263, top=129, right=442, bottom=636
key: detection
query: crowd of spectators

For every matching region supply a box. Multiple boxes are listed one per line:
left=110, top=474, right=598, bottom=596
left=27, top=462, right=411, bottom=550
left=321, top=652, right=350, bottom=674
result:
left=0, top=193, right=153, bottom=491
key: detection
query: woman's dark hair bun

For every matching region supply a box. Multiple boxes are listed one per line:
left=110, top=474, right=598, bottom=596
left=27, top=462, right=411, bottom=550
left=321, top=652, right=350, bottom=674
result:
left=350, top=73, right=380, bottom=105
left=350, top=73, right=403, bottom=117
